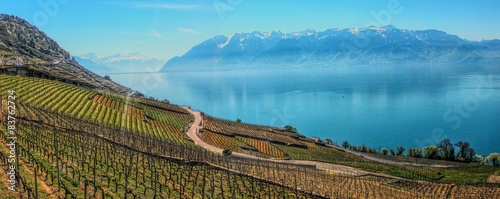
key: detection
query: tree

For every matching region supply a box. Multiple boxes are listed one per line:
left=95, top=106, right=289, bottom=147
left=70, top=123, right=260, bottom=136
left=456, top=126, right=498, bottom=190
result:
left=368, top=148, right=378, bottom=154
left=486, top=153, right=500, bottom=166
left=104, top=75, right=111, bottom=80
left=236, top=118, right=242, bottom=123
left=455, top=141, right=474, bottom=161
left=324, top=138, right=333, bottom=145
left=438, top=139, right=455, bottom=161
left=472, top=154, right=487, bottom=165
left=389, top=149, right=396, bottom=156
left=284, top=125, right=297, bottom=133
left=396, top=146, right=405, bottom=156
left=465, top=148, right=475, bottom=162
left=381, top=148, right=389, bottom=155
left=424, top=146, right=439, bottom=159
left=408, top=148, right=422, bottom=158
left=455, top=141, right=468, bottom=159
left=360, top=144, right=368, bottom=153
left=342, top=141, right=350, bottom=149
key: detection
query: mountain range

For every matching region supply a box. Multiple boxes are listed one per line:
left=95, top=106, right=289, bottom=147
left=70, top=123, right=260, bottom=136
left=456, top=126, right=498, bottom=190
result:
left=161, top=25, right=500, bottom=71
left=75, top=52, right=165, bottom=73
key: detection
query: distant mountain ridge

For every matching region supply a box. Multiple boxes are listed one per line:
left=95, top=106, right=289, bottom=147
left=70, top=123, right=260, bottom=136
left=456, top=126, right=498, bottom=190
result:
left=76, top=52, right=165, bottom=73
left=72, top=55, right=114, bottom=75
left=161, top=26, right=500, bottom=71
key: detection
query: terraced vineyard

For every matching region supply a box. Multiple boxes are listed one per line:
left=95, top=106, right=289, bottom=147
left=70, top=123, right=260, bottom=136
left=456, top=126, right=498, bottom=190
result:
left=0, top=122, right=316, bottom=198
left=3, top=120, right=497, bottom=198
left=201, top=113, right=500, bottom=186
left=236, top=136, right=289, bottom=159
left=198, top=130, right=251, bottom=153
left=203, top=116, right=307, bottom=146
left=1, top=74, right=499, bottom=198
left=0, top=74, right=194, bottom=146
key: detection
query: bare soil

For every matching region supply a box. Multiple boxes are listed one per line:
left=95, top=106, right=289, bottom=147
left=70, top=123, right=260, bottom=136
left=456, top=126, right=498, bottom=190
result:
left=486, top=175, right=500, bottom=183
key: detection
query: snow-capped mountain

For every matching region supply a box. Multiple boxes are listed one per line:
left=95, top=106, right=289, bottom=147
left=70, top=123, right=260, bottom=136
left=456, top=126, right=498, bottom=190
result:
left=76, top=52, right=166, bottom=73
left=71, top=56, right=113, bottom=75
left=161, top=26, right=500, bottom=71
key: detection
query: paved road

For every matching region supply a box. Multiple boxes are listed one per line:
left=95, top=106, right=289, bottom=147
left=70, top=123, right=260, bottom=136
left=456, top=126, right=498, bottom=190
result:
left=182, top=106, right=404, bottom=178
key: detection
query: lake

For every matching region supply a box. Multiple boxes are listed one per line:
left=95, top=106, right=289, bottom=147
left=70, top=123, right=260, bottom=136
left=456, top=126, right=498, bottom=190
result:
left=110, top=64, right=500, bottom=155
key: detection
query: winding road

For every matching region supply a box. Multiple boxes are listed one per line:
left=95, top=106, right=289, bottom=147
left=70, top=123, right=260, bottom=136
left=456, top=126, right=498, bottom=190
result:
left=182, top=107, right=405, bottom=178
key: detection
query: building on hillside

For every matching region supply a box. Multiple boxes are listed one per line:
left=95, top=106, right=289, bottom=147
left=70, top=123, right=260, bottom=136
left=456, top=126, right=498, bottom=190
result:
left=3, top=58, right=27, bottom=76
left=13, top=57, right=24, bottom=67
left=6, top=66, right=28, bottom=76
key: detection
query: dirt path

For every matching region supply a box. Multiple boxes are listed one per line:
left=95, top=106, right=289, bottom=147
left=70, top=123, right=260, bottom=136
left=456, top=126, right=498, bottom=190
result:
left=182, top=107, right=404, bottom=179
left=183, top=107, right=223, bottom=154
left=487, top=175, right=500, bottom=183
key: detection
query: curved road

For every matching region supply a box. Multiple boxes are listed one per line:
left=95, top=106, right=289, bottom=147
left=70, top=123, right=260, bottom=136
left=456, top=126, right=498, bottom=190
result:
left=184, top=108, right=224, bottom=154
left=182, top=107, right=406, bottom=178
left=184, top=107, right=457, bottom=169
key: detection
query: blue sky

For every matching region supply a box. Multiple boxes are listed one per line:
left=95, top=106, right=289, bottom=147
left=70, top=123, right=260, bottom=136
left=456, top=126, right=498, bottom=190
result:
left=1, top=0, right=499, bottom=60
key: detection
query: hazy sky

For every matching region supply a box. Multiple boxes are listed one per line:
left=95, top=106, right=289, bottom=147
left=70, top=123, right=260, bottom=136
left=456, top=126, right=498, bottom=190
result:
left=1, top=0, right=499, bottom=60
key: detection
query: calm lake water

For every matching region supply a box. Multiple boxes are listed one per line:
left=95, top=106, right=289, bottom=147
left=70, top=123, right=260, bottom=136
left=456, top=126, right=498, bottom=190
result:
left=111, top=65, right=500, bottom=155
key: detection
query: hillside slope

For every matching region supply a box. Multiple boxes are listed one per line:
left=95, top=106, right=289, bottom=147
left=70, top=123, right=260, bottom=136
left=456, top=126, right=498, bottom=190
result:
left=0, top=14, right=133, bottom=94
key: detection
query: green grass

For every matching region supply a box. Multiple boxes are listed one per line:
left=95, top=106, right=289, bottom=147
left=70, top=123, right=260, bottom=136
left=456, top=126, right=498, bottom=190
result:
left=436, top=166, right=499, bottom=183
left=0, top=49, right=15, bottom=56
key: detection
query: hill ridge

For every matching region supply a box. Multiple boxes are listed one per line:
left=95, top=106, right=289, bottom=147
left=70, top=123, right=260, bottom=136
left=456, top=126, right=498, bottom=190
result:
left=0, top=14, right=135, bottom=95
